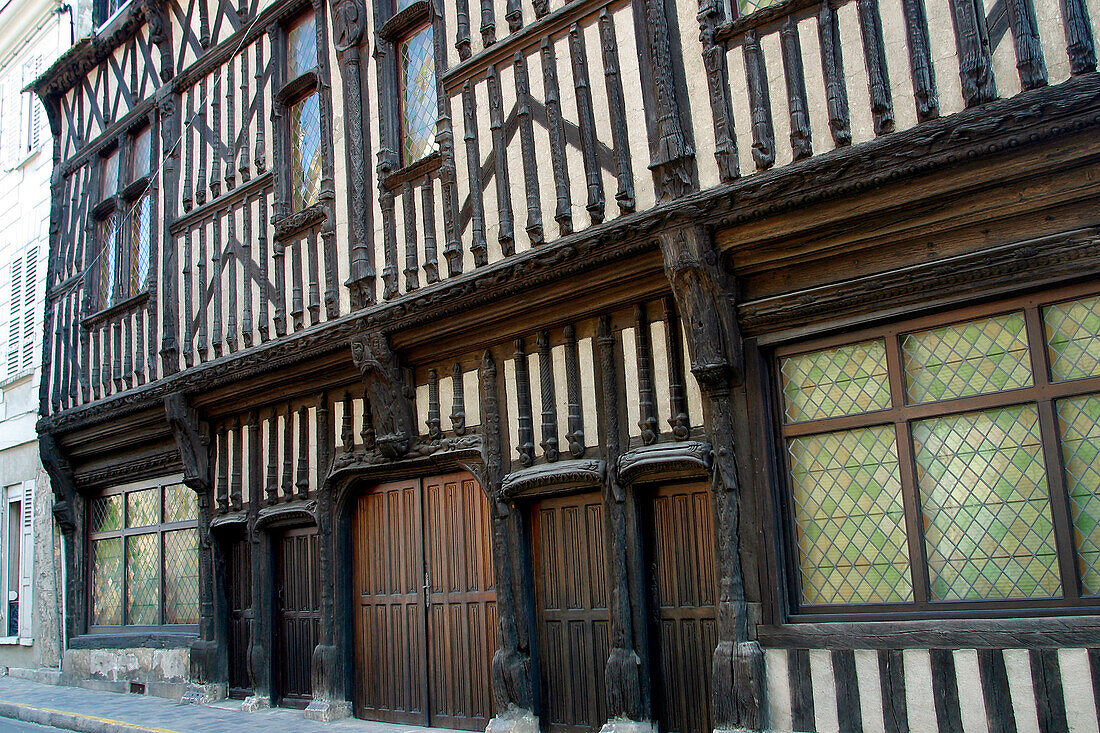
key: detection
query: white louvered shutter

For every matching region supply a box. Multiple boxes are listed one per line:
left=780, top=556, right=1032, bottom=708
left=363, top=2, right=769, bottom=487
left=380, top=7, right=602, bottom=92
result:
left=7, top=256, right=22, bottom=378
left=21, top=247, right=36, bottom=371
left=17, top=480, right=32, bottom=640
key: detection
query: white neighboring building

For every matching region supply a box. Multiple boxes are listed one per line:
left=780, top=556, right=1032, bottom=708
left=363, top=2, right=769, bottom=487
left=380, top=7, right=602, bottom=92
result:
left=0, top=0, right=84, bottom=672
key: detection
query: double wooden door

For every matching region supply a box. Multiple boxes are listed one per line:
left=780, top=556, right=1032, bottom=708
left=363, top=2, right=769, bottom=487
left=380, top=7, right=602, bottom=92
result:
left=353, top=473, right=496, bottom=730
left=531, top=492, right=610, bottom=733
left=276, top=527, right=321, bottom=707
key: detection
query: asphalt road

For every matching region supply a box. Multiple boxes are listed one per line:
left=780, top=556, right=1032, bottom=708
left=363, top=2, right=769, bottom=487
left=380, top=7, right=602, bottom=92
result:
left=0, top=720, right=66, bottom=732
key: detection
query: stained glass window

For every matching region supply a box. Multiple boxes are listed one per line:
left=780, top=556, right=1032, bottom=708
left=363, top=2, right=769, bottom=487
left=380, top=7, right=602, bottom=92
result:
left=780, top=339, right=891, bottom=423
left=400, top=24, right=438, bottom=164
left=131, top=126, right=152, bottom=180
left=290, top=93, right=322, bottom=210
left=789, top=426, right=912, bottom=605
left=779, top=291, right=1100, bottom=613
left=287, top=13, right=318, bottom=79
left=97, top=215, right=118, bottom=307
left=902, top=312, right=1032, bottom=404
left=89, top=481, right=199, bottom=627
left=1045, top=295, right=1100, bottom=382
left=130, top=194, right=151, bottom=295
left=1058, top=393, right=1100, bottom=595
left=913, top=405, right=1060, bottom=601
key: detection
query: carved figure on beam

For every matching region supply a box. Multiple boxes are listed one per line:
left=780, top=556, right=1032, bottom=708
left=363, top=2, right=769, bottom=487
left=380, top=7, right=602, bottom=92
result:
left=165, top=392, right=212, bottom=491
left=349, top=332, right=416, bottom=460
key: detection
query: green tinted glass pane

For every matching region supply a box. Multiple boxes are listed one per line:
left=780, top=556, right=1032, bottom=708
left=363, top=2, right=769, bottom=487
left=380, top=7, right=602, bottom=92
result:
left=913, top=404, right=1061, bottom=601
left=902, top=312, right=1032, bottom=404
left=164, top=529, right=200, bottom=624
left=92, top=538, right=123, bottom=626
left=780, top=339, right=891, bottom=423
left=126, top=533, right=159, bottom=625
left=1057, top=393, right=1100, bottom=595
left=287, top=13, right=318, bottom=78
left=290, top=93, right=322, bottom=210
left=788, top=425, right=912, bottom=605
left=163, top=484, right=197, bottom=524
left=126, top=489, right=159, bottom=528
left=736, top=0, right=780, bottom=15
left=90, top=495, right=122, bottom=533
left=1045, top=295, right=1100, bottom=382
left=400, top=25, right=438, bottom=164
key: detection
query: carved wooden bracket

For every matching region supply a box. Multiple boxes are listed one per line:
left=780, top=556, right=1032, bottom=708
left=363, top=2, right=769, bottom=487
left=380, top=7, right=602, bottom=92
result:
left=164, top=393, right=212, bottom=492
left=349, top=332, right=416, bottom=460
left=39, top=432, right=77, bottom=534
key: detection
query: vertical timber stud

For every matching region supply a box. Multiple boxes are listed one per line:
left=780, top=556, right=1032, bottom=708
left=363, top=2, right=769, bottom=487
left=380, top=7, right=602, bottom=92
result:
left=164, top=394, right=227, bottom=703
left=482, top=349, right=537, bottom=733
left=642, top=0, right=695, bottom=199
left=657, top=226, right=765, bottom=732
left=158, top=91, right=182, bottom=374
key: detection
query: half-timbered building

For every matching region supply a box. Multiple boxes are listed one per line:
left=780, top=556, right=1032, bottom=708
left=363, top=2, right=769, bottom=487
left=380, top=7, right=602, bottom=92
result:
left=29, top=0, right=1100, bottom=724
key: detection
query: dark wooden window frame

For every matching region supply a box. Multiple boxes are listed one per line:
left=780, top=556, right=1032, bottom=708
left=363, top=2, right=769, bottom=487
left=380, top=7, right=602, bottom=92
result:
left=769, top=280, right=1100, bottom=622
left=88, top=118, right=156, bottom=319
left=86, top=480, right=199, bottom=634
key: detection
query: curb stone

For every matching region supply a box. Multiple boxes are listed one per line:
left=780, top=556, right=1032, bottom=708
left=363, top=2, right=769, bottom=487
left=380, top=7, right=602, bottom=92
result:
left=0, top=699, right=182, bottom=733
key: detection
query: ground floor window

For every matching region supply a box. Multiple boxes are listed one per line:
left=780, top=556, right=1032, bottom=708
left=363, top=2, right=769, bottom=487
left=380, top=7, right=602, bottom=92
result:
left=776, top=286, right=1100, bottom=615
left=0, top=481, right=32, bottom=641
left=88, top=479, right=200, bottom=629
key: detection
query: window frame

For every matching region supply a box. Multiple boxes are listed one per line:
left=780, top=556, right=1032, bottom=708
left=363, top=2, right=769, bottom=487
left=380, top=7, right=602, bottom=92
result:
left=771, top=281, right=1100, bottom=621
left=276, top=9, right=325, bottom=214
left=85, top=479, right=200, bottom=633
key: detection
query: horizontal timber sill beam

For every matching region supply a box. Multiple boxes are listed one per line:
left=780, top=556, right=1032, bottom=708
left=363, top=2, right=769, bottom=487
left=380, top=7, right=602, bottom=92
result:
left=38, top=74, right=1100, bottom=436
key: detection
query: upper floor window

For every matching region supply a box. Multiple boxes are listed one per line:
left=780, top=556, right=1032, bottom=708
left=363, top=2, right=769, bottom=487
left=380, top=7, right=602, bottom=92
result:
left=1, top=56, right=44, bottom=167
left=398, top=23, right=437, bottom=164
left=283, top=12, right=322, bottom=211
left=88, top=480, right=199, bottom=629
left=93, top=0, right=129, bottom=27
left=776, top=288, right=1100, bottom=616
left=93, top=124, right=153, bottom=310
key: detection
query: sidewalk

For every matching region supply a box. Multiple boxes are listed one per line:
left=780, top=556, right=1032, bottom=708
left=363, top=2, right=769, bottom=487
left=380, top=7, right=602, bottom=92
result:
left=0, top=675, right=454, bottom=733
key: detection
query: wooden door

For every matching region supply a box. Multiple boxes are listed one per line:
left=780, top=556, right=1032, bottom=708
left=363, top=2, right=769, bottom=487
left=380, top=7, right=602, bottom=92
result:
left=646, top=483, right=717, bottom=733
left=532, top=492, right=609, bottom=733
left=276, top=527, right=320, bottom=707
left=226, top=535, right=252, bottom=699
left=353, top=473, right=496, bottom=729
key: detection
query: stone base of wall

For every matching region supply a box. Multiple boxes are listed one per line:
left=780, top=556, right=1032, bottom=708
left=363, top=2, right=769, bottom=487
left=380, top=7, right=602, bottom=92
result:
left=60, top=647, right=190, bottom=701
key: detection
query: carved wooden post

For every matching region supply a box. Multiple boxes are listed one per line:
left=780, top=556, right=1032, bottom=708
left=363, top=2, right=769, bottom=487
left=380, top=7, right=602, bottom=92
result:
left=656, top=226, right=765, bottom=732
left=158, top=90, right=182, bottom=375
left=482, top=350, right=537, bottom=733
left=165, top=394, right=228, bottom=703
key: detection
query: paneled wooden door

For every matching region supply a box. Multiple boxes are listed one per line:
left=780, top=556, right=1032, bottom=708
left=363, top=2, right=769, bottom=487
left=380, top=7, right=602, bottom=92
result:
left=276, top=527, right=321, bottom=707
left=645, top=482, right=718, bottom=733
left=225, top=534, right=252, bottom=699
left=353, top=473, right=496, bottom=730
left=531, top=492, right=610, bottom=733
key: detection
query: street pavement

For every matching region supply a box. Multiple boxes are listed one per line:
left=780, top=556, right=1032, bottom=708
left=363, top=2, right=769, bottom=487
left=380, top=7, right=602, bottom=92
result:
left=0, top=720, right=67, bottom=732
left=0, top=675, right=457, bottom=733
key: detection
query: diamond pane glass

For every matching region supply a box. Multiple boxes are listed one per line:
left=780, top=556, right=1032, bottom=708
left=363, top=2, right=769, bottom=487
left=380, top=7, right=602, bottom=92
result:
left=290, top=93, right=322, bottom=210
left=101, top=149, right=119, bottom=199
left=126, top=533, right=159, bottom=625
left=97, top=215, right=118, bottom=307
left=131, top=126, right=152, bottom=180
left=1057, top=393, right=1100, bottom=595
left=90, top=495, right=122, bottom=533
left=163, top=529, right=200, bottom=624
left=913, top=404, right=1061, bottom=601
left=736, top=0, right=780, bottom=16
left=788, top=426, right=912, bottom=605
left=130, top=194, right=151, bottom=295
left=163, top=483, right=197, bottom=524
left=902, top=311, right=1032, bottom=404
left=92, top=538, right=123, bottom=626
left=127, top=488, right=159, bottom=528
left=400, top=25, right=438, bottom=164
left=780, top=339, right=891, bottom=423
left=1045, top=295, right=1100, bottom=382
left=287, top=13, right=318, bottom=78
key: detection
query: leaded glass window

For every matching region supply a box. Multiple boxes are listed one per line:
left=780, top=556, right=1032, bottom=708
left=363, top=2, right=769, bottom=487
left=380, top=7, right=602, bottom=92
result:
left=97, top=215, right=118, bottom=307
left=287, top=12, right=318, bottom=79
left=777, top=289, right=1100, bottom=613
left=290, top=93, right=322, bottom=210
left=88, top=480, right=199, bottom=628
left=130, top=126, right=152, bottom=180
left=399, top=24, right=437, bottom=164
left=130, top=194, right=151, bottom=294
left=100, top=149, right=119, bottom=200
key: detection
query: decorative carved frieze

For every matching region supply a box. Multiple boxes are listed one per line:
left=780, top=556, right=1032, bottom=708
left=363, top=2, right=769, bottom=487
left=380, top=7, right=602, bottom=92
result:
left=617, top=440, right=711, bottom=486
left=500, top=459, right=606, bottom=498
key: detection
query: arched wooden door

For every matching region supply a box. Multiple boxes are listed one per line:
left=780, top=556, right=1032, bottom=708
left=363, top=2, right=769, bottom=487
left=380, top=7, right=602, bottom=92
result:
left=645, top=482, right=717, bottom=733
left=353, top=472, right=496, bottom=730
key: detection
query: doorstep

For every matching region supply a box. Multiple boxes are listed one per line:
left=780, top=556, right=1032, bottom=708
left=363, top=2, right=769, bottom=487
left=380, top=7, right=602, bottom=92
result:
left=0, top=675, right=455, bottom=733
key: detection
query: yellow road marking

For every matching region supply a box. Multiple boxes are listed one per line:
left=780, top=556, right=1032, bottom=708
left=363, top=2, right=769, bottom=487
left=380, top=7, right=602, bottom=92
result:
left=0, top=699, right=184, bottom=733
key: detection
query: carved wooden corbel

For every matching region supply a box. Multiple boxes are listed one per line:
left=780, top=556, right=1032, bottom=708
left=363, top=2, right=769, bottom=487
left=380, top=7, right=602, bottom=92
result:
left=39, top=432, right=77, bottom=534
left=140, top=0, right=174, bottom=82
left=349, top=332, right=416, bottom=459
left=164, top=393, right=212, bottom=492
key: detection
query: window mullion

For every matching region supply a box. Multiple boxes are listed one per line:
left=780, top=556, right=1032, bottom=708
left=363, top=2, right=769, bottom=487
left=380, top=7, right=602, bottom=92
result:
left=885, top=334, right=930, bottom=607
left=1037, top=397, right=1081, bottom=602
